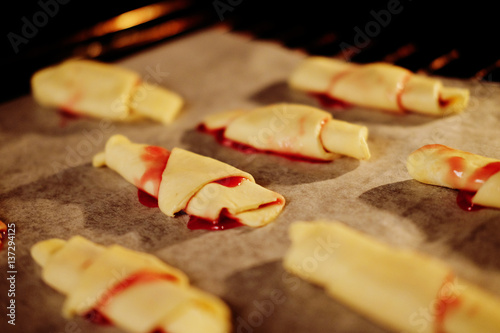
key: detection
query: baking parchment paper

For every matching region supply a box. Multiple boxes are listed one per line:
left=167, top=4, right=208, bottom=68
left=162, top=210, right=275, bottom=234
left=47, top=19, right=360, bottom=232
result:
left=1, top=27, right=500, bottom=333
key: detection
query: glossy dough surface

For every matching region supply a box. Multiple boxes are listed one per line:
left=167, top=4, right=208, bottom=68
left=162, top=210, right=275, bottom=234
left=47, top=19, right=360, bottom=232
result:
left=202, top=103, right=370, bottom=160
left=93, top=135, right=285, bottom=227
left=284, top=220, right=500, bottom=333
left=31, top=236, right=231, bottom=333
left=289, top=57, right=469, bottom=115
left=407, top=144, right=500, bottom=208
left=31, top=60, right=183, bottom=124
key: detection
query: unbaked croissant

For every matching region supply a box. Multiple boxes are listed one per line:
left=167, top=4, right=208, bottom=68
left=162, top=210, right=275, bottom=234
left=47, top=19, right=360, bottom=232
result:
left=407, top=144, right=500, bottom=209
left=284, top=220, right=500, bottom=333
left=31, top=59, right=183, bottom=124
left=200, top=103, right=370, bottom=161
left=289, top=57, right=469, bottom=116
left=31, top=236, right=231, bottom=333
left=93, top=135, right=285, bottom=228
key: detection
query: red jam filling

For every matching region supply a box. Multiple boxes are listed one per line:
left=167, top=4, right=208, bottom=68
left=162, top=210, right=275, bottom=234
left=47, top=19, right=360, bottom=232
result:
left=438, top=96, right=452, bottom=108
left=58, top=108, right=83, bottom=128
left=135, top=144, right=282, bottom=230
left=136, top=146, right=170, bottom=198
left=187, top=198, right=284, bottom=231
left=137, top=189, right=159, bottom=208
left=85, top=271, right=179, bottom=326
left=434, top=274, right=462, bottom=333
left=308, top=92, right=351, bottom=110
left=197, top=124, right=330, bottom=163
left=446, top=157, right=500, bottom=211
left=187, top=208, right=245, bottom=231
left=214, top=176, right=246, bottom=187
left=456, top=191, right=483, bottom=212
left=0, top=221, right=7, bottom=250
left=84, top=309, right=112, bottom=326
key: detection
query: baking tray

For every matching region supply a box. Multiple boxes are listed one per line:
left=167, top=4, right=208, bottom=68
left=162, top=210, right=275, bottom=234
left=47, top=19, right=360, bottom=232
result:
left=1, top=27, right=500, bottom=333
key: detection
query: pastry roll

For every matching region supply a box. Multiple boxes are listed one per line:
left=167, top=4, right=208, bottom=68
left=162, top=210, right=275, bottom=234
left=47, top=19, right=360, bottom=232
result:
left=407, top=144, right=500, bottom=209
left=31, top=236, right=231, bottom=333
left=31, top=59, right=183, bottom=124
left=0, top=220, right=6, bottom=249
left=200, top=103, right=370, bottom=161
left=289, top=57, right=469, bottom=116
left=93, top=135, right=285, bottom=228
left=284, top=220, right=500, bottom=333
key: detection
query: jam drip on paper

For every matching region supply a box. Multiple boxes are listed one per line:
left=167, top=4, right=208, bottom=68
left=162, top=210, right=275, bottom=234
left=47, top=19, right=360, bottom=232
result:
left=187, top=198, right=284, bottom=231
left=138, top=189, right=159, bottom=208
left=85, top=271, right=179, bottom=327
left=446, top=157, right=500, bottom=211
left=187, top=176, right=248, bottom=231
left=197, top=124, right=330, bottom=163
left=187, top=208, right=245, bottom=231
left=58, top=109, right=83, bottom=128
left=308, top=92, right=351, bottom=110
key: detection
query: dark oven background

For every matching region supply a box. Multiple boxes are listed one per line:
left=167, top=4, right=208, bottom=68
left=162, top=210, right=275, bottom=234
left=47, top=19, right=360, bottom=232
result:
left=2, top=0, right=499, bottom=102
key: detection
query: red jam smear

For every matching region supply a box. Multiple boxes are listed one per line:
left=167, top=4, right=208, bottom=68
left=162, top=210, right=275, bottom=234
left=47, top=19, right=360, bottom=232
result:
left=439, top=94, right=455, bottom=108
left=214, top=176, right=246, bottom=187
left=84, top=272, right=178, bottom=328
left=58, top=108, right=83, bottom=128
left=469, top=161, right=500, bottom=186
left=136, top=146, right=170, bottom=198
left=84, top=309, right=112, bottom=326
left=446, top=157, right=500, bottom=211
left=187, top=198, right=284, bottom=231
left=456, top=191, right=483, bottom=212
left=0, top=221, right=7, bottom=251
left=434, top=274, right=462, bottom=333
left=138, top=189, right=159, bottom=208
left=308, top=92, right=351, bottom=110
left=187, top=208, right=245, bottom=231
left=197, top=124, right=330, bottom=163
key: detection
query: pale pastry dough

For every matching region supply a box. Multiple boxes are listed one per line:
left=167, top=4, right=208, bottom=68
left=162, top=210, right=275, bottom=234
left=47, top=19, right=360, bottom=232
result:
left=284, top=220, right=500, bottom=333
left=31, top=59, right=183, bottom=124
left=31, top=236, right=231, bottom=333
left=289, top=57, right=469, bottom=115
left=201, top=103, right=370, bottom=160
left=407, top=144, right=500, bottom=209
left=94, top=135, right=285, bottom=227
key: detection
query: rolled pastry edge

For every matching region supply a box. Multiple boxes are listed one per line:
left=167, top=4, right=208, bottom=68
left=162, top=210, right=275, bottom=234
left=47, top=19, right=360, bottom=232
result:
left=320, top=119, right=370, bottom=160
left=284, top=220, right=500, bottom=333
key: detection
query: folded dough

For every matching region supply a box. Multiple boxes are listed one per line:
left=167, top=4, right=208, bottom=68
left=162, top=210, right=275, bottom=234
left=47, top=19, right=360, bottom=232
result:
left=0, top=220, right=6, bottom=249
left=407, top=144, right=500, bottom=209
left=31, top=236, right=231, bottom=333
left=93, top=135, right=285, bottom=228
left=31, top=59, right=183, bottom=124
left=284, top=220, right=500, bottom=333
left=289, top=57, right=469, bottom=116
left=200, top=103, right=370, bottom=161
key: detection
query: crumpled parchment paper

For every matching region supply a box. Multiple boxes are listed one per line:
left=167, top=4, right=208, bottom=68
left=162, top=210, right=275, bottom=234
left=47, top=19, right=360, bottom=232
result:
left=1, top=27, right=500, bottom=333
